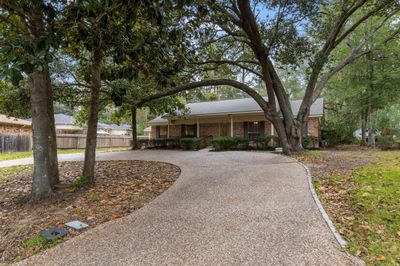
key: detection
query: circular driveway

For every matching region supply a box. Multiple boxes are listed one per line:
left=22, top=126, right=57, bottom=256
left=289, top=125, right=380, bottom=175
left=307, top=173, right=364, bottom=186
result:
left=15, top=150, right=361, bottom=265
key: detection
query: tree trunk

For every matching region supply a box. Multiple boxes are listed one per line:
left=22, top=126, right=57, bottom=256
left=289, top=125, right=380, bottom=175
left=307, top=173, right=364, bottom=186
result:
left=360, top=111, right=368, bottom=146
left=28, top=71, right=55, bottom=201
left=83, top=46, right=102, bottom=185
left=45, top=68, right=59, bottom=186
left=131, top=106, right=138, bottom=150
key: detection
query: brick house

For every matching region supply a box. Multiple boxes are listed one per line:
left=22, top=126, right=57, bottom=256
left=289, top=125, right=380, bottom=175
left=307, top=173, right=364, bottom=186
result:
left=148, top=98, right=324, bottom=140
left=0, top=114, right=32, bottom=135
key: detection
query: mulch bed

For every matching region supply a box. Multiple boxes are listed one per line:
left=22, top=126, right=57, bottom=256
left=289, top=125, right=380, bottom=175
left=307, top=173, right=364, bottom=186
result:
left=0, top=160, right=180, bottom=264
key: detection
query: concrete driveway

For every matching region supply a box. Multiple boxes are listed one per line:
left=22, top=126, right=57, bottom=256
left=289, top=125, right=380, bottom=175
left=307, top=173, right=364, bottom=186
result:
left=14, top=150, right=361, bottom=265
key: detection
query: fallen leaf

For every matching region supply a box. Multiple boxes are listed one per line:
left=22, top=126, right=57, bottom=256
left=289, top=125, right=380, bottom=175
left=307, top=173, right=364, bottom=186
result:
left=389, top=245, right=397, bottom=253
left=376, top=255, right=385, bottom=261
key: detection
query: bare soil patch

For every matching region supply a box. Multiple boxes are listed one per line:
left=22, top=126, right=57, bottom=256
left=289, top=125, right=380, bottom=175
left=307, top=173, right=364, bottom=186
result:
left=0, top=160, right=180, bottom=264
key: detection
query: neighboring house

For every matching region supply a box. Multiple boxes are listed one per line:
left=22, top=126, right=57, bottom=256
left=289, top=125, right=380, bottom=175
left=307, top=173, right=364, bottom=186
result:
left=54, top=114, right=131, bottom=136
left=98, top=123, right=132, bottom=136
left=0, top=115, right=32, bottom=135
left=143, top=126, right=152, bottom=139
left=148, top=98, right=324, bottom=139
left=54, top=114, right=85, bottom=134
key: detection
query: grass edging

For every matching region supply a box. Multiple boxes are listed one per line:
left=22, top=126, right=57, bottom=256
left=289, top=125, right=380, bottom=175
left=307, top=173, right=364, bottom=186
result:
left=296, top=160, right=348, bottom=248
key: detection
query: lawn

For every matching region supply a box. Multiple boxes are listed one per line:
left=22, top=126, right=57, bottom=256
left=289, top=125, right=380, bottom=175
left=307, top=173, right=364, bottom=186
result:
left=0, top=147, right=129, bottom=162
left=294, top=149, right=400, bottom=265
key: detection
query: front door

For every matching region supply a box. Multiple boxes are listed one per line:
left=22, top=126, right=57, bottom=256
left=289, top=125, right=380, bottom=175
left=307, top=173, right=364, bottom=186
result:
left=220, top=123, right=230, bottom=136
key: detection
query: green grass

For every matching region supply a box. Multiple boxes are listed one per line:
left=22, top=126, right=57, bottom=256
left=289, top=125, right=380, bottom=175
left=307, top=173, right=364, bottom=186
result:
left=0, top=164, right=32, bottom=183
left=24, top=235, right=61, bottom=252
left=316, top=151, right=400, bottom=265
left=344, top=152, right=400, bottom=265
left=0, top=147, right=129, bottom=162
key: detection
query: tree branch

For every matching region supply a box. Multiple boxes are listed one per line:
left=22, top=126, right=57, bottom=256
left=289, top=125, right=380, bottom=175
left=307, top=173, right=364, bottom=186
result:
left=134, top=79, right=270, bottom=113
left=193, top=60, right=262, bottom=78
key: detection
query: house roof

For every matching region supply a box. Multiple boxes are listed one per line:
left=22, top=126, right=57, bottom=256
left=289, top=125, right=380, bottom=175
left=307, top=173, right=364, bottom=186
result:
left=148, top=98, right=324, bottom=125
left=56, top=125, right=84, bottom=130
left=0, top=114, right=31, bottom=127
left=54, top=114, right=74, bottom=125
left=97, top=123, right=132, bottom=130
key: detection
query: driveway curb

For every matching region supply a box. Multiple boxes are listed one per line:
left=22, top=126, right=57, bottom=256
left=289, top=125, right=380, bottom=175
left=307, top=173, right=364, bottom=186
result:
left=296, top=161, right=347, bottom=248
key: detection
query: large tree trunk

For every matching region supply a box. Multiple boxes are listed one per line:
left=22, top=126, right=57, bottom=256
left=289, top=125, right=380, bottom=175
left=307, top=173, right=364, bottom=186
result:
left=26, top=6, right=59, bottom=201
left=131, top=106, right=138, bottom=150
left=28, top=70, right=57, bottom=201
left=45, top=69, right=59, bottom=186
left=83, top=46, right=102, bottom=185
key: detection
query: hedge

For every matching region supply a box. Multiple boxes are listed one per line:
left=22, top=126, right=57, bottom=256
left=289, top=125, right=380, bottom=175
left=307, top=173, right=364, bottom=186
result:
left=180, top=137, right=208, bottom=150
left=212, top=136, right=279, bottom=151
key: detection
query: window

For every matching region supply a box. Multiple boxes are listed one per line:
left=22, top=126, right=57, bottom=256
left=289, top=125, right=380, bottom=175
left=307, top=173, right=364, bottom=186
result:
left=156, top=126, right=167, bottom=138
left=182, top=124, right=196, bottom=137
left=244, top=121, right=265, bottom=137
left=248, top=121, right=260, bottom=137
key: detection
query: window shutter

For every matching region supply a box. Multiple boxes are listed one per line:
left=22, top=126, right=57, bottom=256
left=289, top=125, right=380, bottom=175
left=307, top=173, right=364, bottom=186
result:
left=243, top=122, right=248, bottom=137
left=259, top=121, right=265, bottom=136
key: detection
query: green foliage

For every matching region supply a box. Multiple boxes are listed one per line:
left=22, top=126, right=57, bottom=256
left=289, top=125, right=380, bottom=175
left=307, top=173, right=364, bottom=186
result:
left=179, top=137, right=207, bottom=150
left=302, top=136, right=319, bottom=149
left=25, top=235, right=48, bottom=248
left=212, top=136, right=277, bottom=151
left=321, top=120, right=357, bottom=147
left=69, top=174, right=89, bottom=192
left=212, top=137, right=238, bottom=151
left=376, top=135, right=399, bottom=150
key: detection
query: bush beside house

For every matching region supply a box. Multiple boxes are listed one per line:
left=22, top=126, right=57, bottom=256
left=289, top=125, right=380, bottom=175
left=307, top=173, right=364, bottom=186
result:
left=179, top=137, right=208, bottom=150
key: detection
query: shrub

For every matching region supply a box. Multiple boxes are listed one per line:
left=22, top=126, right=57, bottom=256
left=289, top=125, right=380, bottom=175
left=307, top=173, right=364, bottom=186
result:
left=302, top=136, right=319, bottom=149
left=69, top=174, right=89, bottom=191
left=212, top=136, right=278, bottom=151
left=377, top=135, right=399, bottom=150
left=212, top=137, right=238, bottom=151
left=180, top=137, right=206, bottom=150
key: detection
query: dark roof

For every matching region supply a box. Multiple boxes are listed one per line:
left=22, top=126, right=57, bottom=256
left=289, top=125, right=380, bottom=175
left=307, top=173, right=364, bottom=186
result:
left=148, top=98, right=324, bottom=125
left=54, top=114, right=74, bottom=124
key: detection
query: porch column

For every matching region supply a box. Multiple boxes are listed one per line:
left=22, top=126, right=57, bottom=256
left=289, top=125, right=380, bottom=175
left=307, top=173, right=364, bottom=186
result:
left=271, top=123, right=274, bottom=135
left=230, top=115, right=234, bottom=137
left=196, top=119, right=200, bottom=137
left=167, top=121, right=170, bottom=138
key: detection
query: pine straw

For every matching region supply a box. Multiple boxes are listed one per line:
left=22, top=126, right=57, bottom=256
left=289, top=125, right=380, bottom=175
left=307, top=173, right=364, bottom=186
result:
left=0, top=160, right=180, bottom=264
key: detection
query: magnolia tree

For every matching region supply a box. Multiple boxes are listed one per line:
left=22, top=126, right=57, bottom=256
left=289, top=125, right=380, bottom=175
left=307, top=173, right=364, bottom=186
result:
left=0, top=0, right=61, bottom=201
left=138, top=0, right=399, bottom=155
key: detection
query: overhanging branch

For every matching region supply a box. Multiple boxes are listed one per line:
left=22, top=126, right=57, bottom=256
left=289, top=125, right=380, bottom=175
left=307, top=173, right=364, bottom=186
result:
left=134, top=79, right=269, bottom=112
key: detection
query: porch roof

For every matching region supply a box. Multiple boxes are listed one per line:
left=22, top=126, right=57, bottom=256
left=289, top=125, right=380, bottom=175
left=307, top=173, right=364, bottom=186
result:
left=148, top=97, right=323, bottom=125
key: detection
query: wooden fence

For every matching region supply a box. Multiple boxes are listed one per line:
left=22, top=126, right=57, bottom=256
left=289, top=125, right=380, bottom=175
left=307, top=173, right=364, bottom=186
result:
left=0, top=135, right=32, bottom=153
left=57, top=134, right=131, bottom=149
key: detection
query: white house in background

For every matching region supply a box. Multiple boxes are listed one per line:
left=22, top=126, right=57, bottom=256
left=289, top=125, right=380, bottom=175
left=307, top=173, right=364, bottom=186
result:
left=54, top=114, right=132, bottom=136
left=98, top=123, right=132, bottom=136
left=143, top=126, right=152, bottom=139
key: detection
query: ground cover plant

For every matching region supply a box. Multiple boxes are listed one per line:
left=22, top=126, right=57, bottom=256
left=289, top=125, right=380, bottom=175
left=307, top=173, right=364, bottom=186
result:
left=294, top=147, right=400, bottom=265
left=0, top=160, right=180, bottom=264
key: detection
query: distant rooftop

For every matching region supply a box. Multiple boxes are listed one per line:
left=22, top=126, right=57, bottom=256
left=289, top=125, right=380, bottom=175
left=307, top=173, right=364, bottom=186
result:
left=148, top=98, right=324, bottom=125
left=0, top=115, right=31, bottom=127
left=54, top=113, right=74, bottom=124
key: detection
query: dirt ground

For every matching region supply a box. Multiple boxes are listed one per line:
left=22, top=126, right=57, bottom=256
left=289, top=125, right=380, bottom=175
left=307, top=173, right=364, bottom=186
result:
left=0, top=160, right=180, bottom=264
